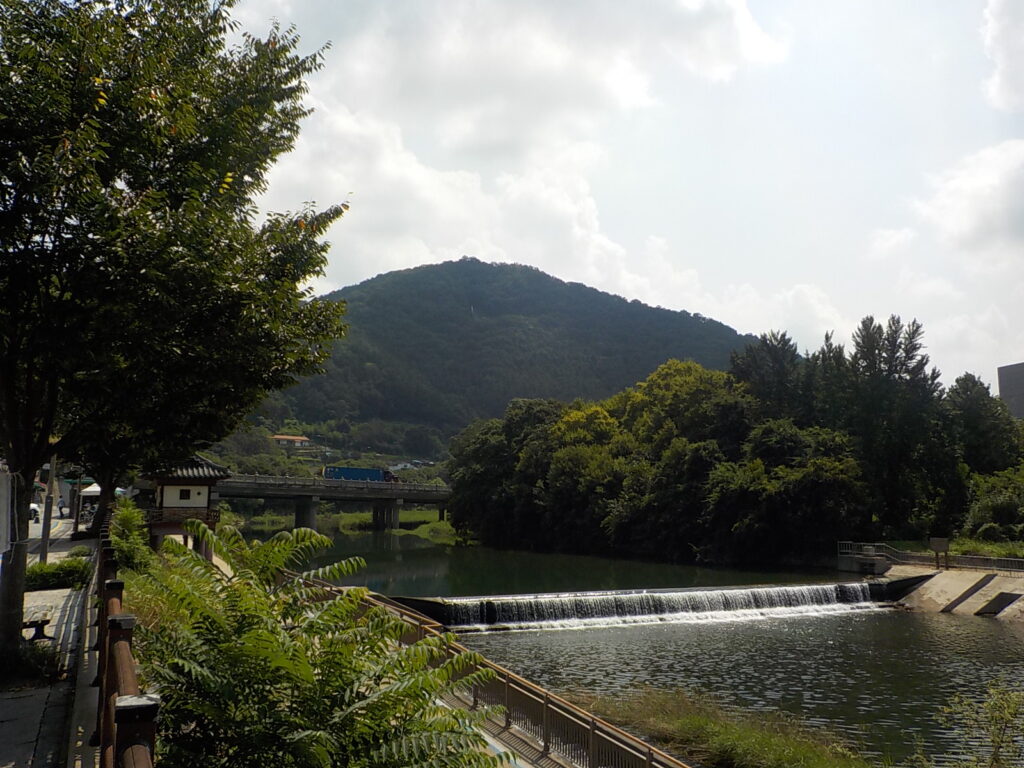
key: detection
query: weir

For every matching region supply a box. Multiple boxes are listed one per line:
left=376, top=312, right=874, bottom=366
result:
left=399, top=582, right=878, bottom=631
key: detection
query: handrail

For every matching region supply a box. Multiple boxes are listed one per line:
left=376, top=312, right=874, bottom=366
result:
left=305, top=577, right=694, bottom=768
left=838, top=541, right=1024, bottom=574
left=93, top=530, right=160, bottom=768
left=219, top=473, right=449, bottom=494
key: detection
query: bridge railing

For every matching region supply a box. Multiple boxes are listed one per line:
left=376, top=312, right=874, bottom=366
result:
left=310, top=580, right=694, bottom=768
left=838, top=541, right=1024, bottom=574
left=221, top=473, right=447, bottom=494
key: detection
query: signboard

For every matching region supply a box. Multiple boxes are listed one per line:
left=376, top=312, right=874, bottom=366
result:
left=929, top=537, right=950, bottom=553
left=0, top=473, right=10, bottom=554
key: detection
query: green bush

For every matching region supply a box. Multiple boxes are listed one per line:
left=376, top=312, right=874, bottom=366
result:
left=110, top=499, right=155, bottom=572
left=976, top=522, right=1006, bottom=542
left=67, top=545, right=93, bottom=558
left=25, top=557, right=92, bottom=591
left=127, top=521, right=504, bottom=768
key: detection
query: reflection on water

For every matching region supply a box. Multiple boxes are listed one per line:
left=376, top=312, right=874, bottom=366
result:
left=460, top=610, right=1024, bottom=764
left=311, top=530, right=844, bottom=597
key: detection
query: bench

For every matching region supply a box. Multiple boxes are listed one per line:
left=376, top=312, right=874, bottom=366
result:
left=22, top=605, right=53, bottom=641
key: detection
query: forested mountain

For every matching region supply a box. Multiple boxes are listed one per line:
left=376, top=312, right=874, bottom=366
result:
left=271, top=258, right=754, bottom=453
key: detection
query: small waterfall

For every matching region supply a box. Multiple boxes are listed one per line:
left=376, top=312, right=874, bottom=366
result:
left=441, top=582, right=877, bottom=631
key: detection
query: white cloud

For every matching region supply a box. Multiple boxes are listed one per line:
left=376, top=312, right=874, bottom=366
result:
left=246, top=0, right=788, bottom=298
left=930, top=307, right=1019, bottom=384
left=915, top=140, right=1024, bottom=269
left=866, top=227, right=917, bottom=261
left=982, top=0, right=1024, bottom=112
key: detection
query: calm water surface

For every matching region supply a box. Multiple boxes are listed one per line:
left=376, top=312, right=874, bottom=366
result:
left=273, top=527, right=1022, bottom=764
left=314, top=530, right=843, bottom=596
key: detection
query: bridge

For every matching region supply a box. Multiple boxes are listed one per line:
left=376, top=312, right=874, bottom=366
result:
left=213, top=474, right=451, bottom=530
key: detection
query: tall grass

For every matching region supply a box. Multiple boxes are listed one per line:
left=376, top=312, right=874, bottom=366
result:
left=568, top=687, right=874, bottom=768
left=336, top=507, right=439, bottom=533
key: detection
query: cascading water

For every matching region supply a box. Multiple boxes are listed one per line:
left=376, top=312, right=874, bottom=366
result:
left=441, top=582, right=877, bottom=631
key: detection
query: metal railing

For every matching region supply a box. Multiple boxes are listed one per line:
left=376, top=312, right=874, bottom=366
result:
left=221, top=473, right=448, bottom=494
left=839, top=541, right=1024, bottom=574
left=93, top=526, right=160, bottom=768
left=314, top=581, right=695, bottom=768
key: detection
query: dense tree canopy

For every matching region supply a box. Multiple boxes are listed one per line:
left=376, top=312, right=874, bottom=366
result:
left=450, top=317, right=1023, bottom=565
left=0, top=0, right=346, bottom=657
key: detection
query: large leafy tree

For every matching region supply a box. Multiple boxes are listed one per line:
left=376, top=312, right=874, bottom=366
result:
left=0, top=0, right=346, bottom=658
left=945, top=373, right=1022, bottom=475
left=730, top=330, right=803, bottom=420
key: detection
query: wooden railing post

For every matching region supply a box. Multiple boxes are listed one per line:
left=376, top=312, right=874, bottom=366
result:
left=115, top=693, right=160, bottom=767
left=90, top=578, right=124, bottom=746
left=94, top=579, right=123, bottom=651
left=588, top=716, right=596, bottom=768
left=101, top=615, right=136, bottom=768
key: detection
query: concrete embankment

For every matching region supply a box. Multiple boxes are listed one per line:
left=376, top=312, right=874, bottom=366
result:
left=876, top=565, right=1024, bottom=620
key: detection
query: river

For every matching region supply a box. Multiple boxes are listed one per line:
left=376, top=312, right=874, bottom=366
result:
left=287, top=528, right=1024, bottom=764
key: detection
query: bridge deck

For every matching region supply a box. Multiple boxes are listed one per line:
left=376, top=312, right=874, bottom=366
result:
left=215, top=474, right=450, bottom=504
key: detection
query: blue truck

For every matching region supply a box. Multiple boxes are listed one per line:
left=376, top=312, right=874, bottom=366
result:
left=323, top=466, right=397, bottom=482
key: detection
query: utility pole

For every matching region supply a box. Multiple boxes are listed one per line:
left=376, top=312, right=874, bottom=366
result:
left=38, top=454, right=57, bottom=564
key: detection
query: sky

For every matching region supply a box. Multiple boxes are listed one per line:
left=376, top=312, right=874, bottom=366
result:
left=236, top=0, right=1024, bottom=389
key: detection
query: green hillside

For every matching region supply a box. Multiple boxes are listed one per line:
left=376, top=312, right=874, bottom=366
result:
left=274, top=257, right=756, bottom=452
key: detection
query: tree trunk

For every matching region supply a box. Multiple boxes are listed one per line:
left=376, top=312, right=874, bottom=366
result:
left=0, top=474, right=32, bottom=661
left=95, top=467, right=118, bottom=530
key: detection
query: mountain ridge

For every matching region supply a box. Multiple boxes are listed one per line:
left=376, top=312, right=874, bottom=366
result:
left=275, top=257, right=757, bottom=451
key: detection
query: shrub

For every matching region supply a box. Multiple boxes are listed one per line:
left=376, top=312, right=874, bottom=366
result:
left=67, top=545, right=93, bottom=558
left=25, top=557, right=92, bottom=591
left=110, top=499, right=155, bottom=573
left=127, top=521, right=504, bottom=768
left=976, top=522, right=1006, bottom=543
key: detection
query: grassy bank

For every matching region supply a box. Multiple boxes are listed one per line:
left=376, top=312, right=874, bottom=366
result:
left=567, top=688, right=873, bottom=768
left=239, top=507, right=461, bottom=546
left=890, top=538, right=1024, bottom=559
left=334, top=507, right=440, bottom=533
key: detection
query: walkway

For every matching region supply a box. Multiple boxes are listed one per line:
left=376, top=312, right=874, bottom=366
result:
left=1, top=516, right=93, bottom=768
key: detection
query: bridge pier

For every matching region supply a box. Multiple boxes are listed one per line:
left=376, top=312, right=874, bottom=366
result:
left=437, top=504, right=446, bottom=522
left=372, top=499, right=403, bottom=530
left=295, top=495, right=319, bottom=530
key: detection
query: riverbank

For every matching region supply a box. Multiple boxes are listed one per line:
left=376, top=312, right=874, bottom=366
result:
left=567, top=687, right=873, bottom=768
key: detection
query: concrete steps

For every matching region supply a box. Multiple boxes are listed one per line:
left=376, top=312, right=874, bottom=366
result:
left=899, top=569, right=1023, bottom=618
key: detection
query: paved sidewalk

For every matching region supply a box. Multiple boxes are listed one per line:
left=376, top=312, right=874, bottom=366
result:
left=1, top=518, right=94, bottom=768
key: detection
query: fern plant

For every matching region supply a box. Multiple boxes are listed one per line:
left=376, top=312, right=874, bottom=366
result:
left=125, top=521, right=506, bottom=768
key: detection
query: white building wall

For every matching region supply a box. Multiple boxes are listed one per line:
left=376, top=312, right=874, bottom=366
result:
left=161, top=484, right=209, bottom=509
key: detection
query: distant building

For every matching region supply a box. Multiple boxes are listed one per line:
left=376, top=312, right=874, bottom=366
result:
left=144, top=455, right=231, bottom=559
left=271, top=434, right=312, bottom=448
left=998, top=363, right=1024, bottom=419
